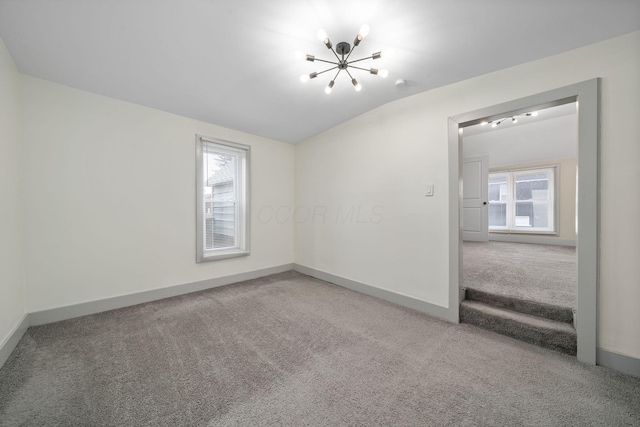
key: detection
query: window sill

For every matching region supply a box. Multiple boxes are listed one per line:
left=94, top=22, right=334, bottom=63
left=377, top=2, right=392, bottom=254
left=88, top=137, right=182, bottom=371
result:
left=489, top=230, right=558, bottom=236
left=197, top=249, right=250, bottom=263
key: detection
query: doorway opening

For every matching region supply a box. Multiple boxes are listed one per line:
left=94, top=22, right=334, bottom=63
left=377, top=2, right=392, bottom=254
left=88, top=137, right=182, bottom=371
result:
left=461, top=102, right=577, bottom=355
left=447, top=80, right=599, bottom=364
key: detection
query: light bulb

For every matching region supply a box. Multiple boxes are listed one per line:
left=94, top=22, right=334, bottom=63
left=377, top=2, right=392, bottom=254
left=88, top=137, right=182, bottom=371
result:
left=378, top=69, right=389, bottom=78
left=316, top=29, right=327, bottom=42
left=355, top=83, right=362, bottom=92
left=491, top=123, right=497, bottom=128
left=481, top=121, right=488, bottom=126
left=531, top=111, right=538, bottom=116
left=294, top=50, right=305, bottom=60
left=300, top=74, right=310, bottom=83
left=359, top=24, right=370, bottom=38
left=325, top=80, right=334, bottom=94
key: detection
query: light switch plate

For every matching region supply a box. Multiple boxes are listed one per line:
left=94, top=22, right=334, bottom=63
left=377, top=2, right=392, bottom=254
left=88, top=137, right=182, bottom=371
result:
left=425, top=184, right=434, bottom=196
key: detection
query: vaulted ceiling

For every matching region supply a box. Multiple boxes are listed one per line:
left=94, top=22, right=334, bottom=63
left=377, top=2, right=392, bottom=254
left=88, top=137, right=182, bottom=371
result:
left=1, top=0, right=639, bottom=143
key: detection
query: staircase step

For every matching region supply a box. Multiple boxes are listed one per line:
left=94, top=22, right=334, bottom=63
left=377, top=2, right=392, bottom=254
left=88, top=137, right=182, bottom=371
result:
left=465, top=287, right=574, bottom=324
left=460, top=300, right=577, bottom=356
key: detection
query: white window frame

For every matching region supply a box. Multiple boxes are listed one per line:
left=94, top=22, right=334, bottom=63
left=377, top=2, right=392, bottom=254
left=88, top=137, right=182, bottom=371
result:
left=488, top=165, right=557, bottom=235
left=196, top=135, right=250, bottom=262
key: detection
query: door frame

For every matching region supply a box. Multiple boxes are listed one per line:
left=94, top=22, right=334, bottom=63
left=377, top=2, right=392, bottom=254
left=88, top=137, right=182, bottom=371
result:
left=447, top=79, right=600, bottom=365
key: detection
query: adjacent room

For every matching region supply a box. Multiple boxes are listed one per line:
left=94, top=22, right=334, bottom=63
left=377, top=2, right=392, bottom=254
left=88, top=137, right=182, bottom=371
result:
left=1, top=1, right=639, bottom=425
left=461, top=103, right=579, bottom=355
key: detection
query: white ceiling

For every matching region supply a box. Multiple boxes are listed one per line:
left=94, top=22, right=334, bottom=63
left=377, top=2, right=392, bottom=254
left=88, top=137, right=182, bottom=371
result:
left=1, top=1, right=639, bottom=144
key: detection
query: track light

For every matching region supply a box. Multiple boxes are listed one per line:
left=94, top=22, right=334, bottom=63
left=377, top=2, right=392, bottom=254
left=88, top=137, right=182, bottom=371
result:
left=298, top=25, right=388, bottom=94
left=484, top=111, right=539, bottom=128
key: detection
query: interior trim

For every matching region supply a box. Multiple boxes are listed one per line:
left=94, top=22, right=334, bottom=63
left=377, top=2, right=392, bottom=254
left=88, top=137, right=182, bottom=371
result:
left=294, top=264, right=451, bottom=321
left=0, top=314, right=30, bottom=370
left=597, top=349, right=640, bottom=378
left=489, top=234, right=576, bottom=247
left=29, top=263, right=294, bottom=326
left=3, top=265, right=638, bottom=379
left=448, top=79, right=600, bottom=364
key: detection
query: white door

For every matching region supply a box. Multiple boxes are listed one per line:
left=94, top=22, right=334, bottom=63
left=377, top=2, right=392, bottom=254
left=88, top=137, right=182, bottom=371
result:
left=463, top=155, right=489, bottom=241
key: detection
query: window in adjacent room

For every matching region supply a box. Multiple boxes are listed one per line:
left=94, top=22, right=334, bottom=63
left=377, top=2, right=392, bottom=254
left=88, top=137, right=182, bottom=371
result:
left=196, top=135, right=250, bottom=262
left=488, top=166, right=556, bottom=234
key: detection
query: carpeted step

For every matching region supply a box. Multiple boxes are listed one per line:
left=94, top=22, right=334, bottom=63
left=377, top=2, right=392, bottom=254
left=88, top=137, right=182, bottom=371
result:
left=460, top=300, right=577, bottom=356
left=465, top=287, right=574, bottom=324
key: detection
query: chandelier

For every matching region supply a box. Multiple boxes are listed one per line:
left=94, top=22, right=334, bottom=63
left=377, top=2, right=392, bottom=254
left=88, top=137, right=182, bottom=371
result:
left=298, top=25, right=388, bottom=94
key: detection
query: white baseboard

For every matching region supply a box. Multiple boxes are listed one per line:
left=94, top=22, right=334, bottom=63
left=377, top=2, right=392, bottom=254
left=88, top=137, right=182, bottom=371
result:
left=597, top=348, right=640, bottom=378
left=29, top=263, right=294, bottom=326
left=293, top=264, right=451, bottom=321
left=489, top=234, right=576, bottom=246
left=4, top=264, right=639, bottom=380
left=0, top=313, right=30, bottom=369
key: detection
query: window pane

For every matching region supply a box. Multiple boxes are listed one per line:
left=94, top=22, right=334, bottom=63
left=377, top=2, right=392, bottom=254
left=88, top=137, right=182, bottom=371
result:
left=489, top=175, right=508, bottom=202
left=532, top=201, right=550, bottom=228
left=489, top=203, right=507, bottom=227
left=204, top=151, right=237, bottom=250
left=515, top=172, right=549, bottom=201
left=515, top=202, right=533, bottom=227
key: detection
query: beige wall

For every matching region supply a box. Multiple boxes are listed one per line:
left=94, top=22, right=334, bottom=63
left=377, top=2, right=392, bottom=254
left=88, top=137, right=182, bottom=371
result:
left=488, top=158, right=577, bottom=241
left=295, top=31, right=640, bottom=358
left=0, top=38, right=25, bottom=347
left=20, top=76, right=295, bottom=312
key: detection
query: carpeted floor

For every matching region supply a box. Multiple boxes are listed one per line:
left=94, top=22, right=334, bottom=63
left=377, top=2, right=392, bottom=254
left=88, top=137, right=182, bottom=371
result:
left=1, top=271, right=638, bottom=426
left=463, top=241, right=576, bottom=309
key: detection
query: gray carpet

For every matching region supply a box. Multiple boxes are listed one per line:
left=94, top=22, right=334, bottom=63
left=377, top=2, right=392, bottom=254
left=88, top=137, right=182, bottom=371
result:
left=1, top=271, right=639, bottom=426
left=463, top=241, right=576, bottom=309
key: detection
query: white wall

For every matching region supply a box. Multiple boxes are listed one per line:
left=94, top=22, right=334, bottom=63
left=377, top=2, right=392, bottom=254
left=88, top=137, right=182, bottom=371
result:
left=462, top=112, right=577, bottom=168
left=295, top=31, right=640, bottom=358
left=0, top=38, right=25, bottom=346
left=20, top=76, right=295, bottom=312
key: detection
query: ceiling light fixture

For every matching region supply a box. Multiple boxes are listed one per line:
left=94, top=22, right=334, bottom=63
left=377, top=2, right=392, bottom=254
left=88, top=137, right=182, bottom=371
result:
left=298, top=25, right=388, bottom=94
left=481, top=111, right=538, bottom=128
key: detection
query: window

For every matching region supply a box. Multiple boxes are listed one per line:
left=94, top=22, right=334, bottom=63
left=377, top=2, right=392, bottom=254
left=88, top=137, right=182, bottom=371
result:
left=196, top=135, right=250, bottom=262
left=488, top=166, right=556, bottom=234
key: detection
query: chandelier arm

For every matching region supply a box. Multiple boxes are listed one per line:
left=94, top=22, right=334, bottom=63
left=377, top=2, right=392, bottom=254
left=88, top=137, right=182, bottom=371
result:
left=345, top=68, right=355, bottom=80
left=316, top=66, right=339, bottom=76
left=333, top=69, right=342, bottom=80
left=328, top=47, right=341, bottom=62
left=349, top=65, right=372, bottom=72
left=344, top=43, right=358, bottom=62
left=314, top=58, right=339, bottom=66
left=348, top=56, right=375, bottom=64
